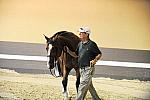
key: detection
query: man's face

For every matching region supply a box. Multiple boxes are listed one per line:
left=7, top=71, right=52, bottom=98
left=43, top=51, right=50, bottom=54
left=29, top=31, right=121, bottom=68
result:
left=79, top=32, right=88, bottom=40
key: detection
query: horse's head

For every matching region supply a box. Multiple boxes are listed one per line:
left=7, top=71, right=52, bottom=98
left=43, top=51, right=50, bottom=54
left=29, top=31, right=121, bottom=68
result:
left=44, top=34, right=64, bottom=69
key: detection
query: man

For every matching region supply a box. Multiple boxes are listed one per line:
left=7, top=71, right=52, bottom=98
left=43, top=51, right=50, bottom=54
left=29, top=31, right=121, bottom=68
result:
left=76, top=27, right=102, bottom=100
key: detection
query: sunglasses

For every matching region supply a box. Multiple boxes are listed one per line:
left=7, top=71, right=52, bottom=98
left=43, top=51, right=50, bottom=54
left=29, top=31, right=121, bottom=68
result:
left=79, top=32, right=87, bottom=35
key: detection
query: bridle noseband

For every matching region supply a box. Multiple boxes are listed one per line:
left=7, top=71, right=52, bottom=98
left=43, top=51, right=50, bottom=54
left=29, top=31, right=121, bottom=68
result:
left=47, top=43, right=59, bottom=77
left=47, top=43, right=77, bottom=78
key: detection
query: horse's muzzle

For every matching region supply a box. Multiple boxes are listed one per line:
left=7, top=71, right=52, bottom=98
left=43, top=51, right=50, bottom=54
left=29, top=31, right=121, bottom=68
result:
left=47, top=59, right=54, bottom=69
left=47, top=62, right=54, bottom=69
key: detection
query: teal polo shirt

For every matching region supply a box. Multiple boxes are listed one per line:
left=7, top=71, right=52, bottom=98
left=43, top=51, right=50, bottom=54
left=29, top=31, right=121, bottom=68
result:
left=76, top=40, right=102, bottom=68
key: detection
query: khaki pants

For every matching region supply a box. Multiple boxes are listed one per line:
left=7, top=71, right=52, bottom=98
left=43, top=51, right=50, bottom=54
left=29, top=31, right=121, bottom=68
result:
left=76, top=66, right=101, bottom=100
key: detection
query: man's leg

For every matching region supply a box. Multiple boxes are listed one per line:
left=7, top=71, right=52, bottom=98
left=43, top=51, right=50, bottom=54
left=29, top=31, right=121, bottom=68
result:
left=89, top=81, right=101, bottom=100
left=89, top=66, right=101, bottom=100
left=76, top=67, right=92, bottom=100
left=76, top=80, right=89, bottom=100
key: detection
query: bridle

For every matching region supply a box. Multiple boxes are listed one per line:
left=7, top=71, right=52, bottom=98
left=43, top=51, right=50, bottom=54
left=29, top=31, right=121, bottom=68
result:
left=46, top=43, right=60, bottom=77
left=47, top=43, right=78, bottom=78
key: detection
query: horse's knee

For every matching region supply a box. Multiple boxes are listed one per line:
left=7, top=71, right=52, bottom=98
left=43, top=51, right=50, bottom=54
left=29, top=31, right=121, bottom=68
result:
left=76, top=76, right=80, bottom=92
left=76, top=76, right=80, bottom=86
left=62, top=78, right=68, bottom=91
left=62, top=79, right=68, bottom=87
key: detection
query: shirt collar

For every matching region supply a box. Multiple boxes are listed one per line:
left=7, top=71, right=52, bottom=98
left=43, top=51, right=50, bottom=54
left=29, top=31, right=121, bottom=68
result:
left=82, top=39, right=90, bottom=45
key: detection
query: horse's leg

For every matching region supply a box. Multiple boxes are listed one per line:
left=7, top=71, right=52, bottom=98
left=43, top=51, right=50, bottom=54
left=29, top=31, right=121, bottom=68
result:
left=75, top=68, right=80, bottom=93
left=62, top=67, right=71, bottom=100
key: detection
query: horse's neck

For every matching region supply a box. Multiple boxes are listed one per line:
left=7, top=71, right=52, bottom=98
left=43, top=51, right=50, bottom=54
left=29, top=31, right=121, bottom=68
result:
left=57, top=33, right=79, bottom=51
left=63, top=38, right=76, bottom=52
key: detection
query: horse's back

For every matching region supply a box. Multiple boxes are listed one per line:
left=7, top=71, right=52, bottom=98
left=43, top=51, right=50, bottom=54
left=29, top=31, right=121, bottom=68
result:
left=56, top=31, right=80, bottom=48
left=58, top=31, right=79, bottom=40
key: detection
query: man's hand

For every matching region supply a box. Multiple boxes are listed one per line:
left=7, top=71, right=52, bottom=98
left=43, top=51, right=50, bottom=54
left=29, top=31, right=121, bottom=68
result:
left=90, top=54, right=102, bottom=67
left=90, top=59, right=97, bottom=67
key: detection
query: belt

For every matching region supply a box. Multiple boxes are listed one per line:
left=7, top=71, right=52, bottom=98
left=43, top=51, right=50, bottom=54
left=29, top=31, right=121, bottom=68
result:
left=80, top=66, right=90, bottom=69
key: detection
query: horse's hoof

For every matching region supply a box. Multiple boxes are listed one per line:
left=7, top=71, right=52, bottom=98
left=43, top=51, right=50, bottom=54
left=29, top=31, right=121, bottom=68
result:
left=68, top=96, right=72, bottom=100
left=65, top=97, right=72, bottom=100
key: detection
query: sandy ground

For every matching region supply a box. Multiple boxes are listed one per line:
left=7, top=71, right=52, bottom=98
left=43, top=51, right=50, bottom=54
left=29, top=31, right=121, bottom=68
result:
left=0, top=68, right=150, bottom=100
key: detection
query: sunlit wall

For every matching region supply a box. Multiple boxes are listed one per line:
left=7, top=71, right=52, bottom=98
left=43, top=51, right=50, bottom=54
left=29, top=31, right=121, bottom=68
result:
left=0, top=0, right=150, bottom=50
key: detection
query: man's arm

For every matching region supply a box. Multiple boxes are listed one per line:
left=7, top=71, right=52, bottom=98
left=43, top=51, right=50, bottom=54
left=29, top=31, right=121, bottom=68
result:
left=95, top=54, right=102, bottom=61
left=90, top=54, right=102, bottom=66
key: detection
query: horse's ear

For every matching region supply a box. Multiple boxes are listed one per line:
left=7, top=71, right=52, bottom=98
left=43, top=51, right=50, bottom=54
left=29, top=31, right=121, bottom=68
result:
left=43, top=34, right=49, bottom=41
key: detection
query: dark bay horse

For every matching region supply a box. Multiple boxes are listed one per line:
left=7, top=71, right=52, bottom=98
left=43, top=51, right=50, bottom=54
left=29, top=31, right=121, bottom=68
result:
left=44, top=31, right=80, bottom=99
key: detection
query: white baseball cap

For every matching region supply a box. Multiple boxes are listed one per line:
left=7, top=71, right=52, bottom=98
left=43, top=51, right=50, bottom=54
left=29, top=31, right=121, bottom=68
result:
left=78, top=27, right=91, bottom=35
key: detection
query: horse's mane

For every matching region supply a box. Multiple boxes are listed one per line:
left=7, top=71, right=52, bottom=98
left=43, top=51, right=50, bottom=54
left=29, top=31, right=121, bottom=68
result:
left=52, top=31, right=80, bottom=51
left=51, top=31, right=66, bottom=38
left=52, top=31, right=78, bottom=39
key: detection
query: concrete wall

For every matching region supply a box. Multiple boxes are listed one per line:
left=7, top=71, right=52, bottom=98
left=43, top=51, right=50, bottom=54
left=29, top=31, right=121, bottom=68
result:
left=0, top=41, right=150, bottom=80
